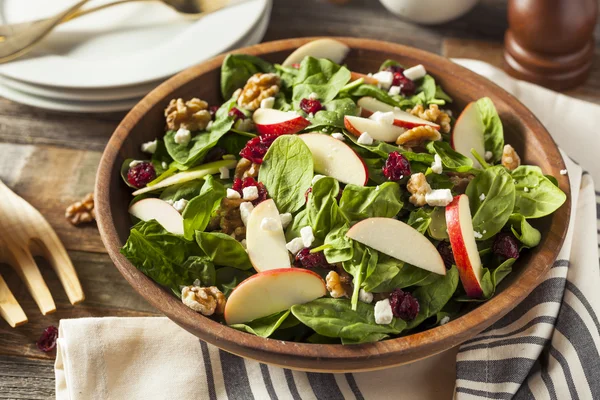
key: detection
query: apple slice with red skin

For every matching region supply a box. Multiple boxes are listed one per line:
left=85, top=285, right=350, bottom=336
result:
left=128, top=198, right=184, bottom=235
left=299, top=133, right=368, bottom=186
left=344, top=115, right=407, bottom=143
left=246, top=199, right=291, bottom=273
left=357, top=97, right=440, bottom=129
left=281, top=39, right=350, bottom=67
left=346, top=217, right=446, bottom=275
left=253, top=109, right=310, bottom=135
left=445, top=194, right=484, bottom=298
left=451, top=101, right=486, bottom=168
left=224, top=268, right=327, bottom=325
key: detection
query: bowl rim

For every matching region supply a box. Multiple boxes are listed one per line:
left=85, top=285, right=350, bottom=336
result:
left=95, top=37, right=571, bottom=372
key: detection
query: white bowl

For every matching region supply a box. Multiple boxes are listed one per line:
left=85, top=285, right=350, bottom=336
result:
left=379, top=0, right=480, bottom=25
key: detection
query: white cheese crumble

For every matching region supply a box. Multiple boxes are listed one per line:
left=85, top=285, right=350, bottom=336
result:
left=388, top=85, right=401, bottom=95
left=165, top=199, right=174, bottom=206
left=308, top=92, right=319, bottom=100
left=359, top=289, right=374, bottom=304
left=312, top=174, right=325, bottom=185
left=161, top=161, right=168, bottom=170
left=440, top=316, right=450, bottom=325
left=524, top=187, right=529, bottom=193
left=239, top=202, right=254, bottom=226
left=219, top=166, right=230, bottom=180
left=240, top=239, right=247, bottom=249
left=370, top=111, right=395, bottom=125
left=374, top=299, right=394, bottom=325
left=174, top=128, right=191, bottom=145
left=260, top=217, right=280, bottom=232
left=474, top=231, right=483, bottom=239
left=222, top=154, right=237, bottom=160
left=331, top=132, right=345, bottom=141
left=402, top=64, right=427, bottom=81
left=431, top=154, right=443, bottom=174
left=260, top=97, right=275, bottom=109
left=286, top=237, right=305, bottom=255
left=226, top=188, right=241, bottom=199
left=242, top=186, right=259, bottom=201
left=414, top=217, right=423, bottom=222
left=484, top=151, right=493, bottom=161
left=172, top=198, right=188, bottom=213
left=279, top=213, right=293, bottom=229
left=129, top=160, right=142, bottom=168
left=357, top=132, right=374, bottom=145
left=300, top=226, right=315, bottom=247
left=425, top=189, right=453, bottom=207
left=560, top=169, right=568, bottom=175
left=371, top=71, right=394, bottom=90
left=479, top=193, right=486, bottom=201
left=141, top=139, right=157, bottom=154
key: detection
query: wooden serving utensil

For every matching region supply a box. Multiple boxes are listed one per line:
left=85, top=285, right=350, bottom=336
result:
left=0, top=179, right=84, bottom=327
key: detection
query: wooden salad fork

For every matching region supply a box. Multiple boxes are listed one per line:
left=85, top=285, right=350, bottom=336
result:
left=0, top=179, right=84, bottom=327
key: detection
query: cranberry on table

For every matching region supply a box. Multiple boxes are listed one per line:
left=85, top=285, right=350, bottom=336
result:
left=228, top=107, right=246, bottom=121
left=239, top=133, right=280, bottom=164
left=299, top=98, right=323, bottom=114
left=437, top=241, right=455, bottom=270
left=36, top=325, right=58, bottom=352
left=389, top=289, right=420, bottom=321
left=382, top=151, right=411, bottom=181
left=127, top=162, right=156, bottom=188
left=294, top=248, right=330, bottom=269
left=492, top=232, right=520, bottom=260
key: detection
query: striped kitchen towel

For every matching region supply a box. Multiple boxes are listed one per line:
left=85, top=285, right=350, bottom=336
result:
left=55, top=61, right=600, bottom=400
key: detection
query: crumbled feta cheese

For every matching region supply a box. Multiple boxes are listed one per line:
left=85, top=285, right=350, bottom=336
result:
left=482, top=230, right=487, bottom=234
left=260, top=217, right=280, bottom=231
left=286, top=237, right=305, bottom=255
left=312, top=174, right=325, bottom=185
left=308, top=92, right=319, bottom=100
left=402, top=64, right=427, bottom=81
left=370, top=111, right=395, bottom=125
left=440, top=316, right=450, bottom=325
left=226, top=188, right=241, bottom=199
left=484, top=151, right=493, bottom=161
left=331, top=132, right=345, bottom=141
left=219, top=166, right=230, bottom=180
left=357, top=132, right=374, bottom=145
left=308, top=112, right=314, bottom=119
left=425, top=189, right=453, bottom=207
left=479, top=193, right=486, bottom=201
left=222, top=154, right=236, bottom=160
left=239, top=202, right=254, bottom=226
left=415, top=217, right=424, bottom=222
left=162, top=161, right=168, bottom=170
left=431, top=154, right=443, bottom=174
left=371, top=71, right=394, bottom=90
left=206, top=121, right=213, bottom=130
left=523, top=187, right=529, bottom=193
left=174, top=128, right=191, bottom=145
left=141, top=139, right=157, bottom=154
left=300, top=226, right=315, bottom=247
left=260, top=97, right=275, bottom=109
left=560, top=169, right=568, bottom=175
left=129, top=160, right=142, bottom=168
left=236, top=119, right=254, bottom=132
left=473, top=231, right=483, bottom=239
left=279, top=213, right=293, bottom=229
left=172, top=198, right=188, bottom=213
left=242, top=186, right=259, bottom=201
left=240, top=239, right=247, bottom=249
left=359, top=289, right=373, bottom=304
left=374, top=299, right=394, bottom=325
left=388, top=85, right=401, bottom=95
left=165, top=199, right=174, bottom=206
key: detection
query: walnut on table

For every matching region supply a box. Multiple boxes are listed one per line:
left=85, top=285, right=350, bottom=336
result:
left=407, top=173, right=432, bottom=207
left=237, top=73, right=281, bottom=111
left=65, top=193, right=95, bottom=226
left=396, top=125, right=442, bottom=147
left=406, top=104, right=451, bottom=134
left=181, top=284, right=226, bottom=316
left=502, top=144, right=521, bottom=170
left=164, top=98, right=211, bottom=131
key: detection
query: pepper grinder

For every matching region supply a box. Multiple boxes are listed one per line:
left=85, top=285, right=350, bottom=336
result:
left=504, top=0, right=597, bottom=91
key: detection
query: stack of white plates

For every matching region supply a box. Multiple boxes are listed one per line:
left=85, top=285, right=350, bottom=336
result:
left=0, top=0, right=272, bottom=112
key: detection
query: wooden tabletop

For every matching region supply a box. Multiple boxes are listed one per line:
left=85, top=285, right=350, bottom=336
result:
left=1, top=0, right=599, bottom=397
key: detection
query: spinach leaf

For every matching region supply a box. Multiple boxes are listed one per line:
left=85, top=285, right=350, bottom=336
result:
left=428, top=141, right=473, bottom=172
left=343, top=243, right=378, bottom=310
left=511, top=166, right=566, bottom=219
left=509, top=213, right=541, bottom=248
left=182, top=256, right=216, bottom=287
left=220, top=54, right=275, bottom=99
left=407, top=208, right=433, bottom=234
left=291, top=298, right=406, bottom=343
left=466, top=166, right=515, bottom=240
left=306, top=177, right=347, bottom=242
left=476, top=97, right=504, bottom=163
left=344, top=83, right=399, bottom=107
left=182, top=175, right=226, bottom=240
left=323, top=224, right=354, bottom=264
left=151, top=140, right=173, bottom=176
left=230, top=310, right=293, bottom=338
left=379, top=59, right=403, bottom=71
left=366, top=259, right=433, bottom=293
left=342, top=130, right=435, bottom=164
left=258, top=135, right=313, bottom=214
left=292, top=57, right=351, bottom=107
left=215, top=267, right=253, bottom=297
left=339, top=182, right=403, bottom=222
left=160, top=180, right=204, bottom=202
left=285, top=208, right=309, bottom=241
left=196, top=232, right=253, bottom=270
left=458, top=258, right=516, bottom=302
left=309, top=98, right=360, bottom=129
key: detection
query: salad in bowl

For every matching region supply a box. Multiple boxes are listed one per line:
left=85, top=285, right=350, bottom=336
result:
left=119, top=39, right=566, bottom=345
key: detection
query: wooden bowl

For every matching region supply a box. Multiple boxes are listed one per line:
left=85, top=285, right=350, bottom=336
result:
left=95, top=37, right=570, bottom=372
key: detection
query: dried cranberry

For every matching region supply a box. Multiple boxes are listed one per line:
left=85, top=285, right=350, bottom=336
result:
left=305, top=187, right=312, bottom=202
left=127, top=161, right=156, bottom=188
left=389, top=289, right=420, bottom=321
left=437, top=241, right=455, bottom=269
left=209, top=105, right=220, bottom=119
left=239, top=133, right=280, bottom=164
left=392, top=73, right=416, bottom=95
left=235, top=176, right=268, bottom=205
left=204, top=146, right=226, bottom=163
left=232, top=178, right=243, bottom=193
left=294, top=248, right=330, bottom=269
left=299, top=98, right=323, bottom=114
left=228, top=107, right=246, bottom=121
left=37, top=325, right=58, bottom=352
left=492, top=232, right=520, bottom=260
left=382, top=151, right=411, bottom=181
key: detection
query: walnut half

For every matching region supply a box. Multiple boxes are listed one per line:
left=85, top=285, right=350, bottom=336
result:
left=65, top=193, right=95, bottom=226
left=165, top=98, right=211, bottom=131
left=181, top=285, right=226, bottom=316
left=326, top=271, right=349, bottom=298
left=237, top=73, right=280, bottom=111
left=407, top=104, right=451, bottom=134
left=407, top=173, right=432, bottom=207
left=502, top=144, right=521, bottom=171
left=396, top=125, right=442, bottom=147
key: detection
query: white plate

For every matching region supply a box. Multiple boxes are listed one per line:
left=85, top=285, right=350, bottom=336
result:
left=0, top=0, right=269, bottom=89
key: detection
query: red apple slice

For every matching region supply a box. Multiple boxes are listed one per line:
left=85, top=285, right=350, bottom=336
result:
left=346, top=217, right=446, bottom=275
left=445, top=194, right=483, bottom=298
left=344, top=115, right=407, bottom=142
left=299, top=133, right=368, bottom=186
left=281, top=39, right=350, bottom=67
left=224, top=268, right=327, bottom=325
left=451, top=102, right=486, bottom=168
left=128, top=198, right=184, bottom=235
left=357, top=97, right=440, bottom=129
left=246, top=199, right=291, bottom=272
left=253, top=109, right=310, bottom=135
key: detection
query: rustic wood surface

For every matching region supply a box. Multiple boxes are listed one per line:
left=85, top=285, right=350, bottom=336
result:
left=0, top=0, right=598, bottom=397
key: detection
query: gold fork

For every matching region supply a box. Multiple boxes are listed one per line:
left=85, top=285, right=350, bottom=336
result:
left=0, top=179, right=84, bottom=327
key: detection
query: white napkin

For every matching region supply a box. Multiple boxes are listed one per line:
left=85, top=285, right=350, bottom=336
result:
left=55, top=60, right=600, bottom=400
